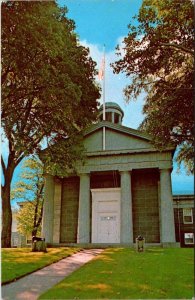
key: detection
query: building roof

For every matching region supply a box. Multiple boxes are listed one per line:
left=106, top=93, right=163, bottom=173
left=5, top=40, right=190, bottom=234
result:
left=83, top=120, right=175, bottom=157
left=84, top=120, right=152, bottom=141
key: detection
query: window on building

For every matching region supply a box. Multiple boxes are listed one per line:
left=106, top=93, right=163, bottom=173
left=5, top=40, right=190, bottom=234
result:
left=114, top=113, right=119, bottom=124
left=183, top=208, right=193, bottom=224
left=27, top=238, right=32, bottom=244
left=184, top=233, right=194, bottom=245
left=105, top=112, right=112, bottom=122
left=13, top=236, right=19, bottom=247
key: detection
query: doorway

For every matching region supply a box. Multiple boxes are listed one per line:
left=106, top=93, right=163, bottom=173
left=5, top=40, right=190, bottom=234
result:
left=91, top=188, right=121, bottom=243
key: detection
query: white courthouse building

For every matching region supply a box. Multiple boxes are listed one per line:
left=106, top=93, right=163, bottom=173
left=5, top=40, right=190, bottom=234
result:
left=42, top=102, right=179, bottom=247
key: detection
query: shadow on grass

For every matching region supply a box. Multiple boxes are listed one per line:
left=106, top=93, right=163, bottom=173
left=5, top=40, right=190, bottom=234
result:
left=93, top=248, right=124, bottom=262
left=2, top=247, right=80, bottom=284
left=145, top=248, right=165, bottom=254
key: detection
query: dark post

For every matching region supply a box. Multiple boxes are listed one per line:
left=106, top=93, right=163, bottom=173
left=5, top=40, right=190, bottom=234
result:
left=32, top=236, right=47, bottom=252
left=135, top=235, right=145, bottom=252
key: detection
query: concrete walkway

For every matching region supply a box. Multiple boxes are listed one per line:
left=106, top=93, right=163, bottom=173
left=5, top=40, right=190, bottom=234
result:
left=2, top=248, right=103, bottom=300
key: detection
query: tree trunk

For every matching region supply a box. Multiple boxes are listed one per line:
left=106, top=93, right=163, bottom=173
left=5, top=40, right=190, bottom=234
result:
left=1, top=157, right=16, bottom=248
left=32, top=240, right=47, bottom=252
left=2, top=182, right=12, bottom=248
left=32, top=228, right=38, bottom=238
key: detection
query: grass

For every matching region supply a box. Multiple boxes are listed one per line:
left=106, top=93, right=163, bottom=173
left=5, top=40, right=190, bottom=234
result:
left=39, top=247, right=194, bottom=299
left=1, top=247, right=80, bottom=284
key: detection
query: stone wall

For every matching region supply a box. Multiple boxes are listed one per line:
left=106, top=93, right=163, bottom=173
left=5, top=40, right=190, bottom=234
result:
left=132, top=169, right=160, bottom=243
left=60, top=177, right=80, bottom=243
left=60, top=169, right=161, bottom=244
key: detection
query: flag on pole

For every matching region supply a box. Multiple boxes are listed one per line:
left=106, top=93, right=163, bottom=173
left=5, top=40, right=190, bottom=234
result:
left=98, top=57, right=105, bottom=80
left=99, top=46, right=106, bottom=149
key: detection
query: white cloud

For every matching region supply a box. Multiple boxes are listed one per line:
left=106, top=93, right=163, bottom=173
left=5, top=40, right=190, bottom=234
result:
left=80, top=40, right=103, bottom=63
left=80, top=39, right=145, bottom=129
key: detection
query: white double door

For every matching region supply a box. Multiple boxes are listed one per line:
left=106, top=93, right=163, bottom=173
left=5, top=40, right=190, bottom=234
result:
left=91, top=188, right=121, bottom=243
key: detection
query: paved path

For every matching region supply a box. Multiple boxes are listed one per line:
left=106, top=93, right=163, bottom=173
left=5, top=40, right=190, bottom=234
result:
left=2, top=248, right=103, bottom=300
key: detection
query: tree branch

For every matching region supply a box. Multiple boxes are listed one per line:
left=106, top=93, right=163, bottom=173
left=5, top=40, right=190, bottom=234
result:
left=1, top=155, right=7, bottom=178
left=1, top=66, right=12, bottom=85
left=159, top=43, right=193, bottom=55
left=15, top=153, right=25, bottom=167
left=39, top=183, right=44, bottom=196
left=36, top=203, right=43, bottom=229
left=20, top=98, right=34, bottom=133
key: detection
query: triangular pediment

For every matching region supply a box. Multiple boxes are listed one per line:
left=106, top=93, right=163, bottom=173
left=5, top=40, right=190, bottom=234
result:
left=83, top=121, right=154, bottom=153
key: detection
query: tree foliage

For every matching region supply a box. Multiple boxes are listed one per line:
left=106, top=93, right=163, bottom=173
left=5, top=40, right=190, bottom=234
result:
left=2, top=0, right=100, bottom=162
left=112, top=0, right=194, bottom=173
left=16, top=201, right=42, bottom=238
left=11, top=157, right=44, bottom=237
left=1, top=1, right=100, bottom=247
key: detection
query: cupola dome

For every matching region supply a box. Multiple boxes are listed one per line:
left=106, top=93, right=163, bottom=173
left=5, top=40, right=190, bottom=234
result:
left=99, top=102, right=124, bottom=125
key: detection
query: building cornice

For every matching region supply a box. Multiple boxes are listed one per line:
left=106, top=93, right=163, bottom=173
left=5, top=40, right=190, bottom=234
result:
left=173, top=195, right=194, bottom=200
left=85, top=147, right=175, bottom=157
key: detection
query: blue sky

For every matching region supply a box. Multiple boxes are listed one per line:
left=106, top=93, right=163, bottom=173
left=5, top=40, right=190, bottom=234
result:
left=57, top=0, right=194, bottom=195
left=59, top=0, right=143, bottom=51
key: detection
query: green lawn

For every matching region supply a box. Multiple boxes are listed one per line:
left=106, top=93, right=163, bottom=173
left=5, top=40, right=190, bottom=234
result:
left=2, top=247, right=80, bottom=284
left=39, top=248, right=194, bottom=299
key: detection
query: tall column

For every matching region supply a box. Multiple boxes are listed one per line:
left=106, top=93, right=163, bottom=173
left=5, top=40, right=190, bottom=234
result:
left=120, top=170, right=133, bottom=243
left=53, top=178, right=62, bottom=244
left=42, top=174, right=55, bottom=243
left=112, top=112, right=115, bottom=123
left=77, top=173, right=90, bottom=243
left=160, top=168, right=176, bottom=243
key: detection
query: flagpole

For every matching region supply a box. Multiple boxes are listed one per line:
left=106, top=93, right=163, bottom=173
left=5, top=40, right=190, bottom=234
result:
left=103, top=44, right=106, bottom=150
left=103, top=44, right=106, bottom=121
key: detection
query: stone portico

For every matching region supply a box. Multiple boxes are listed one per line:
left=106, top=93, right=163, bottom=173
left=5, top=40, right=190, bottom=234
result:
left=42, top=102, right=176, bottom=247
